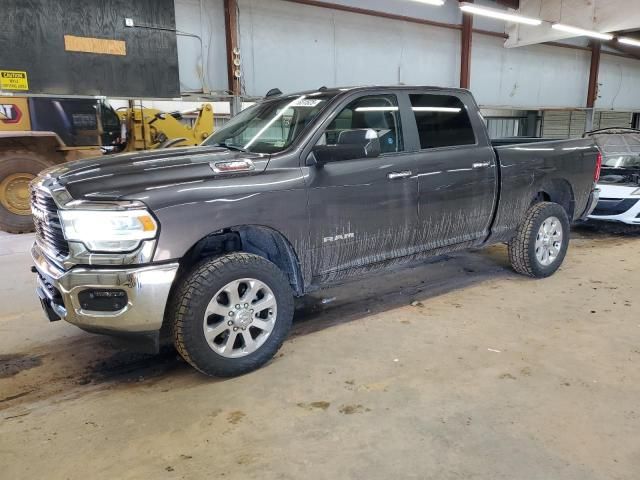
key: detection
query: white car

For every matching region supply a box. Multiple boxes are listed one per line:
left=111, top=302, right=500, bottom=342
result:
left=588, top=129, right=640, bottom=226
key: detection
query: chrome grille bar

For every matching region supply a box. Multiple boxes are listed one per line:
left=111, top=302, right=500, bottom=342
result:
left=30, top=186, right=69, bottom=258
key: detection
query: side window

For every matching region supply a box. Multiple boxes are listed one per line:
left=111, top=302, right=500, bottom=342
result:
left=409, top=94, right=476, bottom=149
left=101, top=106, right=121, bottom=131
left=319, top=94, right=404, bottom=154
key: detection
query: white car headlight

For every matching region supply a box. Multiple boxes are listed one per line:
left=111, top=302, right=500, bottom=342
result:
left=59, top=209, right=158, bottom=252
left=632, top=188, right=640, bottom=196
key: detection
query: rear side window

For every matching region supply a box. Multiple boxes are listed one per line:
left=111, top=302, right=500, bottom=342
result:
left=409, top=94, right=476, bottom=149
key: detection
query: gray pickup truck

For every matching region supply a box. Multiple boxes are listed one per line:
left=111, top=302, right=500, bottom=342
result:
left=30, top=86, right=600, bottom=377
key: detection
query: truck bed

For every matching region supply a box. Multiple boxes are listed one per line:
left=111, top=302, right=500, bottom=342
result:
left=488, top=137, right=599, bottom=243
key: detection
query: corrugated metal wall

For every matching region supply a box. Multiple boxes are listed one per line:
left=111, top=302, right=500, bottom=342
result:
left=541, top=110, right=633, bottom=138
left=597, top=111, right=634, bottom=130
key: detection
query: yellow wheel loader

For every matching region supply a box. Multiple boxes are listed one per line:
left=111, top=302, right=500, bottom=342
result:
left=0, top=97, right=213, bottom=233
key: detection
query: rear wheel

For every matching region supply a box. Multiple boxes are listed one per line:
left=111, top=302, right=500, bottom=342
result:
left=508, top=202, right=570, bottom=278
left=171, top=253, right=294, bottom=377
left=0, top=150, right=54, bottom=233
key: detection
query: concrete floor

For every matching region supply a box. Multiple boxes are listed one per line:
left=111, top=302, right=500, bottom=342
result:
left=1, top=227, right=639, bottom=479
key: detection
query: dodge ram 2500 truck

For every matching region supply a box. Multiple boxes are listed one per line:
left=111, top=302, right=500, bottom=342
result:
left=30, top=86, right=601, bottom=377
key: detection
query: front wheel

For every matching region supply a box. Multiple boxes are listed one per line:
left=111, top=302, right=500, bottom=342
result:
left=170, top=253, right=294, bottom=377
left=508, top=202, right=570, bottom=278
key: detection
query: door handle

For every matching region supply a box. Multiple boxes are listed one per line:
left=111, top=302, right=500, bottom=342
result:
left=387, top=170, right=413, bottom=180
left=472, top=162, right=491, bottom=169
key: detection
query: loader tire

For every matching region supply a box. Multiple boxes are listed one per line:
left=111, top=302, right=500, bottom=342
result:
left=0, top=150, right=53, bottom=233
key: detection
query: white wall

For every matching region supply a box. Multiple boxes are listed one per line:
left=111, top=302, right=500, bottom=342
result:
left=174, top=0, right=228, bottom=93
left=471, top=35, right=591, bottom=109
left=237, top=0, right=459, bottom=95
left=172, top=0, right=640, bottom=111
left=597, top=54, right=640, bottom=111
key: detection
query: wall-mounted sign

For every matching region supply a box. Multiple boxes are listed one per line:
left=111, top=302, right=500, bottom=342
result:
left=64, top=35, right=126, bottom=56
left=0, top=70, right=29, bottom=91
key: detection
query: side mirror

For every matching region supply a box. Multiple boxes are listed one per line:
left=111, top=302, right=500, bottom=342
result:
left=312, top=128, right=381, bottom=165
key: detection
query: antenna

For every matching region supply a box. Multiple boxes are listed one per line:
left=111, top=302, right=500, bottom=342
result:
left=265, top=88, right=282, bottom=98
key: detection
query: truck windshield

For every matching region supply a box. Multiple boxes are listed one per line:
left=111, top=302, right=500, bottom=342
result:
left=203, top=93, right=337, bottom=154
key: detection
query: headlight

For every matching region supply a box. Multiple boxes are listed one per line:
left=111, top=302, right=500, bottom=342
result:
left=632, top=188, right=640, bottom=196
left=59, top=209, right=158, bottom=252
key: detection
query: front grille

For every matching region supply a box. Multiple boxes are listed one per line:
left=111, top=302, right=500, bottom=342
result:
left=591, top=198, right=639, bottom=216
left=31, top=186, right=69, bottom=257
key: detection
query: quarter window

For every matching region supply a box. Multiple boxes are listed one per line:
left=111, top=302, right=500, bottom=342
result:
left=409, top=94, right=475, bottom=149
left=318, top=94, right=404, bottom=154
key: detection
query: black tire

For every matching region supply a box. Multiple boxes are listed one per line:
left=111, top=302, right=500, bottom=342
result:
left=0, top=150, right=54, bottom=233
left=170, top=253, right=294, bottom=377
left=508, top=202, right=570, bottom=278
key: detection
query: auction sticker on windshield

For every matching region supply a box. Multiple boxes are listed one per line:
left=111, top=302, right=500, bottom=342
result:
left=291, top=98, right=322, bottom=107
left=0, top=70, right=29, bottom=90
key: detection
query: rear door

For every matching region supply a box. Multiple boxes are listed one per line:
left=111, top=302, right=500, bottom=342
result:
left=404, top=90, right=498, bottom=250
left=302, top=91, right=420, bottom=280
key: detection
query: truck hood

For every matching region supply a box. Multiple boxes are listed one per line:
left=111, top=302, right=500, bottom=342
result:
left=47, top=146, right=268, bottom=200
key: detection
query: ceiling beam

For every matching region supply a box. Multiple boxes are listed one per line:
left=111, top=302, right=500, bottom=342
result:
left=604, top=35, right=640, bottom=60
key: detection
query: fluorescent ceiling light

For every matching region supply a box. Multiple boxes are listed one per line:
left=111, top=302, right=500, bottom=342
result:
left=459, top=3, right=542, bottom=26
left=551, top=24, right=613, bottom=41
left=618, top=36, right=640, bottom=47
left=355, top=106, right=399, bottom=112
left=412, top=107, right=461, bottom=113
left=408, top=0, right=445, bottom=6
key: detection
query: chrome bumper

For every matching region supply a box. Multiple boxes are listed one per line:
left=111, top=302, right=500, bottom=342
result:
left=31, top=243, right=179, bottom=334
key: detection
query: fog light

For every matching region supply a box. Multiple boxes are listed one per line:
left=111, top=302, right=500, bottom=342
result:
left=78, top=289, right=128, bottom=312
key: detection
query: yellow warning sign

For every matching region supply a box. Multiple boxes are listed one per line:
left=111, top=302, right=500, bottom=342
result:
left=0, top=70, right=29, bottom=91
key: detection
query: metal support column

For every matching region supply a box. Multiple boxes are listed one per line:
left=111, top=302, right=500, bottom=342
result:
left=224, top=0, right=241, bottom=116
left=230, top=96, right=242, bottom=116
left=460, top=2, right=473, bottom=89
left=585, top=41, right=601, bottom=133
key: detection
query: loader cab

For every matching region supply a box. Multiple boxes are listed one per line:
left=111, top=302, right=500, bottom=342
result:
left=99, top=102, right=123, bottom=149
left=26, top=97, right=121, bottom=149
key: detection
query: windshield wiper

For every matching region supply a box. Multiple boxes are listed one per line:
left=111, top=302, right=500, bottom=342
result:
left=213, top=142, right=249, bottom=153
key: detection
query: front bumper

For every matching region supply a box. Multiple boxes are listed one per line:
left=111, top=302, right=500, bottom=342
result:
left=32, top=243, right=179, bottom=335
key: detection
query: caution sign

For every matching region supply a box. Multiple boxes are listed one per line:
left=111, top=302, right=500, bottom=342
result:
left=0, top=70, right=29, bottom=91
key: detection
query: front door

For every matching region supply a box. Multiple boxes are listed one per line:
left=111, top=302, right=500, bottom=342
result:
left=303, top=92, right=419, bottom=282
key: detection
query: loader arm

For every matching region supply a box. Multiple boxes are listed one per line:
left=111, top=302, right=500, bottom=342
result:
left=117, top=103, right=214, bottom=152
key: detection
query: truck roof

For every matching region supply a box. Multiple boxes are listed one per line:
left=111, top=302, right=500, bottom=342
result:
left=273, top=85, right=471, bottom=98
